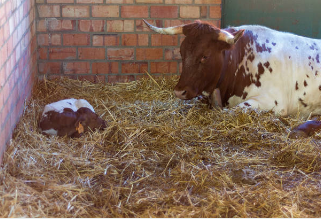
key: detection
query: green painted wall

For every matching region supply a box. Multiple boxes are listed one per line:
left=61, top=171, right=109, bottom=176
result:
left=222, top=0, right=321, bottom=38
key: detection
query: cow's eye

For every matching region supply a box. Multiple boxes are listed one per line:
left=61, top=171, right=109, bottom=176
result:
left=200, top=56, right=208, bottom=63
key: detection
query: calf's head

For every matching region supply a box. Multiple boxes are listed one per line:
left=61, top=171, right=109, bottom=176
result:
left=76, top=107, right=107, bottom=132
left=143, top=20, right=244, bottom=100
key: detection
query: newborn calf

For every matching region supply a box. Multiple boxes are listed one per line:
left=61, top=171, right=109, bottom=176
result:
left=39, top=99, right=106, bottom=137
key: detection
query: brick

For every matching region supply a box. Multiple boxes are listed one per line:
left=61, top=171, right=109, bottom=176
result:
left=121, top=6, right=148, bottom=18
left=165, top=0, right=192, bottom=3
left=62, top=6, right=89, bottom=17
left=210, top=6, right=221, bottom=19
left=164, top=19, right=193, bottom=27
left=38, top=47, right=48, bottom=60
left=47, top=0, right=73, bottom=3
left=138, top=34, right=149, bottom=46
left=136, top=19, right=163, bottom=32
left=63, top=62, right=90, bottom=74
left=95, top=35, right=123, bottom=46
left=77, top=0, right=104, bottom=3
left=201, top=6, right=207, bottom=18
left=37, top=5, right=60, bottom=17
left=78, top=75, right=105, bottom=83
left=108, top=75, right=135, bottom=84
left=136, top=0, right=162, bottom=3
left=103, top=35, right=120, bottom=46
left=92, top=62, right=118, bottom=74
left=93, top=35, right=103, bottom=46
left=0, top=66, right=5, bottom=88
left=180, top=6, right=200, bottom=18
left=195, top=0, right=221, bottom=3
left=61, top=20, right=76, bottom=30
left=79, top=48, right=105, bottom=60
left=92, top=5, right=119, bottom=17
left=122, top=34, right=136, bottom=46
left=48, top=19, right=76, bottom=31
left=106, top=0, right=134, bottom=3
left=37, top=20, right=47, bottom=32
left=150, top=62, right=177, bottom=74
left=151, top=35, right=178, bottom=46
left=122, top=34, right=148, bottom=46
left=49, top=48, right=76, bottom=60
left=107, top=20, right=134, bottom=32
left=63, top=34, right=90, bottom=46
left=122, top=62, right=148, bottom=74
left=38, top=34, right=61, bottom=46
left=165, top=48, right=181, bottom=60
left=151, top=6, right=178, bottom=18
left=51, top=34, right=61, bottom=45
left=79, top=20, right=104, bottom=32
left=136, top=48, right=163, bottom=60
left=107, top=48, right=134, bottom=60
left=38, top=62, right=62, bottom=74
left=37, top=34, right=49, bottom=46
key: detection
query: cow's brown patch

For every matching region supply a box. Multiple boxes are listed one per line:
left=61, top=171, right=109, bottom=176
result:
left=275, top=100, right=278, bottom=106
left=310, top=44, right=315, bottom=50
left=255, top=62, right=265, bottom=87
left=244, top=102, right=251, bottom=107
left=242, top=91, right=248, bottom=99
left=263, top=61, right=270, bottom=68
left=247, top=53, right=255, bottom=62
left=299, top=98, right=308, bottom=107
left=256, top=43, right=272, bottom=53
left=295, top=81, right=299, bottom=90
left=304, top=80, right=308, bottom=87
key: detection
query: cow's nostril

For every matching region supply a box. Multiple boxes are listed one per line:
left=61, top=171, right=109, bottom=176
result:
left=174, top=90, right=188, bottom=99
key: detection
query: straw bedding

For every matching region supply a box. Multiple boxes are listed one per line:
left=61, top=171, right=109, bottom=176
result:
left=1, top=76, right=321, bottom=217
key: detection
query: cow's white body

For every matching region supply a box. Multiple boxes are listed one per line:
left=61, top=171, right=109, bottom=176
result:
left=227, top=25, right=321, bottom=118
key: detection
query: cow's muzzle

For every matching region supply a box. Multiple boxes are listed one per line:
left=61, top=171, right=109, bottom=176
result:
left=174, top=87, right=197, bottom=100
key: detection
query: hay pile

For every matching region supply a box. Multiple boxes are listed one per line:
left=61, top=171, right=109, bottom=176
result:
left=1, top=76, right=321, bottom=217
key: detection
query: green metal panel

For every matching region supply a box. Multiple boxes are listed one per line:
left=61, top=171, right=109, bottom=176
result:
left=222, top=0, right=321, bottom=38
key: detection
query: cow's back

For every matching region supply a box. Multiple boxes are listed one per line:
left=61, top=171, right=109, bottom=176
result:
left=225, top=25, right=321, bottom=118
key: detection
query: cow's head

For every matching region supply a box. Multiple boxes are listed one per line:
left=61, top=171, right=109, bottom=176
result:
left=143, top=20, right=244, bottom=100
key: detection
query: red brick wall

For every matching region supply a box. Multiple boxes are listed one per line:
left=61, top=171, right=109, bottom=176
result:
left=0, top=0, right=37, bottom=163
left=36, top=0, right=222, bottom=83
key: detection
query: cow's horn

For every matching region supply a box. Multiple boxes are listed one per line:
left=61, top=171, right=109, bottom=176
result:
left=218, top=29, right=245, bottom=44
left=143, top=19, right=183, bottom=35
left=218, top=30, right=236, bottom=44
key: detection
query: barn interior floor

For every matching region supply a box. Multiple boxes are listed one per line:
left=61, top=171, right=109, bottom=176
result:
left=0, top=76, right=321, bottom=217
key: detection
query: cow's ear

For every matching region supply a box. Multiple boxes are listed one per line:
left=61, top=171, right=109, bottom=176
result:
left=232, top=29, right=245, bottom=44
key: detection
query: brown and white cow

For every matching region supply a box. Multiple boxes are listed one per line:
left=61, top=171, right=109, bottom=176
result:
left=144, top=20, right=321, bottom=138
left=39, top=98, right=106, bottom=138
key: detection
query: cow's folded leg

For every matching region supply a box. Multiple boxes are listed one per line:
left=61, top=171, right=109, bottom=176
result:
left=208, top=88, right=223, bottom=110
left=289, top=120, right=321, bottom=138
